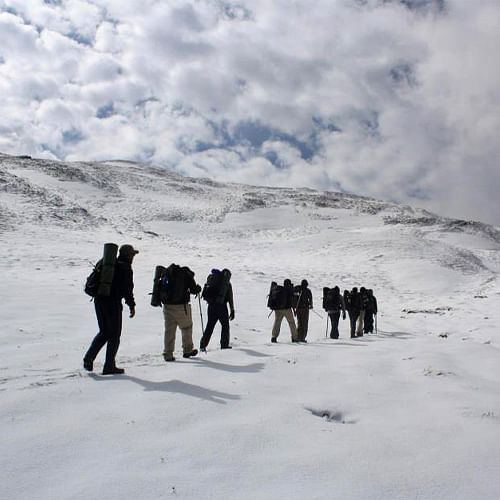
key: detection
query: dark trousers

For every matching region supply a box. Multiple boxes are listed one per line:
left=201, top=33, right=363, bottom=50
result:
left=348, top=310, right=359, bottom=337
left=200, top=303, right=230, bottom=348
left=85, top=298, right=123, bottom=369
left=296, top=308, right=309, bottom=341
left=328, top=312, right=341, bottom=338
left=364, top=311, right=374, bottom=333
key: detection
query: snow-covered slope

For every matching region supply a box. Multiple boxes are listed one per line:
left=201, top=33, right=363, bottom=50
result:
left=1, top=153, right=499, bottom=500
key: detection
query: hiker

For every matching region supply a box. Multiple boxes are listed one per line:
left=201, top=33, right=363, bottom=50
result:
left=346, top=287, right=361, bottom=338
left=295, top=279, right=313, bottom=342
left=356, top=287, right=369, bottom=336
left=161, top=263, right=201, bottom=361
left=364, top=289, right=378, bottom=334
left=269, top=279, right=299, bottom=343
left=83, top=244, right=138, bottom=375
left=323, top=286, right=346, bottom=339
left=200, top=268, right=235, bottom=351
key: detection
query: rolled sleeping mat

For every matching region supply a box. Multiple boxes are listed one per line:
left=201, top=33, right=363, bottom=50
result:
left=97, top=242, right=118, bottom=296
left=151, top=265, right=167, bottom=307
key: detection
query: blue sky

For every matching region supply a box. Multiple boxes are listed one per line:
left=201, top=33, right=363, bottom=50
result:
left=0, top=0, right=499, bottom=224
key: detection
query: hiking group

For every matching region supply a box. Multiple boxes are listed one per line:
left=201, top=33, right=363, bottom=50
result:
left=267, top=280, right=378, bottom=342
left=83, top=243, right=378, bottom=375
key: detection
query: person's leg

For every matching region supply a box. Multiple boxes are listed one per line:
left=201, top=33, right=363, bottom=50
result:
left=163, top=304, right=178, bottom=359
left=301, top=309, right=309, bottom=340
left=364, top=311, right=373, bottom=333
left=219, top=304, right=230, bottom=348
left=349, top=311, right=358, bottom=337
left=330, top=312, right=340, bottom=338
left=284, top=309, right=298, bottom=341
left=200, top=303, right=218, bottom=349
left=271, top=310, right=285, bottom=340
left=356, top=310, right=365, bottom=336
left=176, top=304, right=195, bottom=355
left=84, top=299, right=110, bottom=364
left=103, top=302, right=123, bottom=369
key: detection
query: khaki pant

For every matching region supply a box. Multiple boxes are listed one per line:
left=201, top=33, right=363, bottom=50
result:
left=356, top=310, right=365, bottom=336
left=272, top=309, right=298, bottom=341
left=163, top=304, right=194, bottom=356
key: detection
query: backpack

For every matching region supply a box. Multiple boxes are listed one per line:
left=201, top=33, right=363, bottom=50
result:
left=202, top=270, right=222, bottom=302
left=322, top=287, right=341, bottom=311
left=161, top=264, right=195, bottom=304
left=84, top=260, right=103, bottom=297
left=267, top=281, right=288, bottom=310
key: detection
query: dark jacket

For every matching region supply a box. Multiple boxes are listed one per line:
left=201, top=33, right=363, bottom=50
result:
left=347, top=291, right=361, bottom=312
left=105, top=258, right=135, bottom=307
left=296, top=287, right=313, bottom=309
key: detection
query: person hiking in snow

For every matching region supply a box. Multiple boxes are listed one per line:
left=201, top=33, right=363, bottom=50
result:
left=346, top=287, right=361, bottom=338
left=356, top=287, right=369, bottom=337
left=200, top=269, right=235, bottom=352
left=270, top=279, right=299, bottom=343
left=363, top=289, right=378, bottom=334
left=161, top=264, right=201, bottom=361
left=83, top=244, right=138, bottom=375
left=295, top=279, right=313, bottom=342
left=323, top=286, right=346, bottom=339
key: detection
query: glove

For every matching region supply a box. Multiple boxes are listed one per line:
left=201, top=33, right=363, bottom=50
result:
left=193, top=284, right=202, bottom=295
left=229, top=309, right=235, bottom=321
left=129, top=306, right=136, bottom=318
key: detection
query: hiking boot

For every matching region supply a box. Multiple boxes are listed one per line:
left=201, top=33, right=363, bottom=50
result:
left=292, top=339, right=300, bottom=343
left=83, top=358, right=93, bottom=372
left=200, top=347, right=207, bottom=353
left=299, top=339, right=307, bottom=343
left=221, top=345, right=232, bottom=349
left=183, top=349, right=198, bottom=358
left=271, top=338, right=277, bottom=343
left=102, top=366, right=125, bottom=375
left=163, top=355, right=176, bottom=362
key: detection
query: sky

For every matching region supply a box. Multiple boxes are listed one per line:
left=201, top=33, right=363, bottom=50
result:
left=0, top=0, right=499, bottom=225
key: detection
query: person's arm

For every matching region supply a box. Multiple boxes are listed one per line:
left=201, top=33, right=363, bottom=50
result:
left=227, top=284, right=235, bottom=320
left=188, top=274, right=201, bottom=295
left=122, top=266, right=136, bottom=316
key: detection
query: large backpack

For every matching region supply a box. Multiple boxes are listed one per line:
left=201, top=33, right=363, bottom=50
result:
left=322, top=287, right=341, bottom=311
left=202, top=270, right=222, bottom=302
left=202, top=269, right=231, bottom=304
left=152, top=264, right=195, bottom=305
left=267, top=281, right=288, bottom=310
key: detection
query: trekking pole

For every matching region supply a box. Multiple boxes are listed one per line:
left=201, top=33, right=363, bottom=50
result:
left=375, top=314, right=378, bottom=335
left=268, top=310, right=273, bottom=318
left=311, top=309, right=324, bottom=320
left=198, top=294, right=204, bottom=333
left=325, top=314, right=329, bottom=339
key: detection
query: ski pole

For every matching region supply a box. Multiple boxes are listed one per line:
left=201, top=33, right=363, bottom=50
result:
left=325, top=314, right=329, bottom=338
left=198, top=294, right=204, bottom=333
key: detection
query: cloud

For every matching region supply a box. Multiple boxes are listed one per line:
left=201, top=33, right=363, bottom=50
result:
left=0, top=0, right=499, bottom=224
